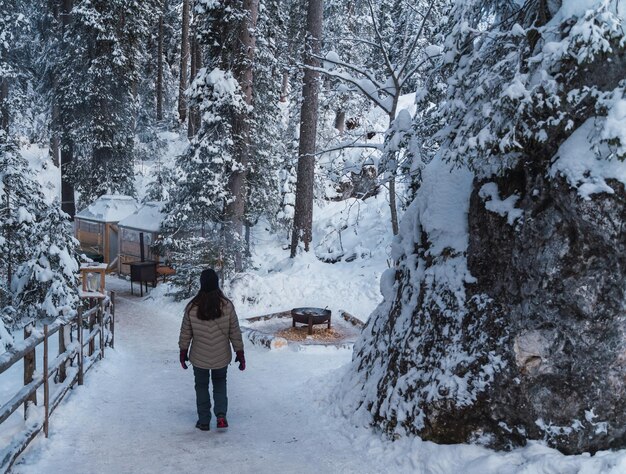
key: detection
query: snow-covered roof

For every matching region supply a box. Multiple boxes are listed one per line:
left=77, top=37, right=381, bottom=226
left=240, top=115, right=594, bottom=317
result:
left=118, top=202, right=166, bottom=232
left=75, top=195, right=139, bottom=223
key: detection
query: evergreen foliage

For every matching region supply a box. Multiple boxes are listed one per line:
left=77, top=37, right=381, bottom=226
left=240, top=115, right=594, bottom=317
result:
left=54, top=0, right=157, bottom=207
left=0, top=132, right=79, bottom=331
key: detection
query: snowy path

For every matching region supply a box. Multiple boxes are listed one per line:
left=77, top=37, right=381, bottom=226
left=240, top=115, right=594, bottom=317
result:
left=11, top=280, right=379, bottom=474
left=10, top=278, right=626, bottom=474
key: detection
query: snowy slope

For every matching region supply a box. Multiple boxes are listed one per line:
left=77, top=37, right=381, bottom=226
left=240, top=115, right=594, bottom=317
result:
left=228, top=193, right=393, bottom=322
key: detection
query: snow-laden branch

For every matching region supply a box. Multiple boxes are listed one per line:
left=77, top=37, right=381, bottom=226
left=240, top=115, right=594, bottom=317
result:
left=316, top=141, right=384, bottom=156
left=306, top=55, right=394, bottom=113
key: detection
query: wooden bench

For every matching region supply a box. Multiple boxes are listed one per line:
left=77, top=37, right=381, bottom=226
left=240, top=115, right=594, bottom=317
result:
left=156, top=265, right=176, bottom=282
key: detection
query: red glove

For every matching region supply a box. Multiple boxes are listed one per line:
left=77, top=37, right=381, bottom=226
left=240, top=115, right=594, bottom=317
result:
left=235, top=350, right=245, bottom=371
left=179, top=350, right=189, bottom=370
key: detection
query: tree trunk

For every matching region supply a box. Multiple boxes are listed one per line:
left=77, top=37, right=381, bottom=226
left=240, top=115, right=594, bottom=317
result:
left=334, top=110, right=345, bottom=134
left=224, top=0, right=259, bottom=272
left=49, top=1, right=61, bottom=166
left=60, top=141, right=75, bottom=218
left=290, top=0, right=323, bottom=257
left=387, top=105, right=399, bottom=236
left=50, top=107, right=60, bottom=167
left=187, top=17, right=201, bottom=138
left=0, top=77, right=8, bottom=132
left=60, top=0, right=75, bottom=218
left=156, top=15, right=164, bottom=121
left=178, top=0, right=189, bottom=124
left=280, top=70, right=289, bottom=102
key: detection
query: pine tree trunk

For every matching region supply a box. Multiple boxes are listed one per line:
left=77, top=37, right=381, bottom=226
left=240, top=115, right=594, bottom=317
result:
left=48, top=0, right=61, bottom=166
left=225, top=0, right=259, bottom=272
left=387, top=106, right=399, bottom=236
left=280, top=70, right=289, bottom=102
left=290, top=0, right=323, bottom=257
left=334, top=110, right=345, bottom=134
left=156, top=14, right=164, bottom=121
left=178, top=0, right=189, bottom=124
left=60, top=141, right=75, bottom=218
left=51, top=106, right=60, bottom=167
left=187, top=33, right=196, bottom=138
left=187, top=15, right=201, bottom=138
left=0, top=77, right=8, bottom=132
left=60, top=0, right=75, bottom=218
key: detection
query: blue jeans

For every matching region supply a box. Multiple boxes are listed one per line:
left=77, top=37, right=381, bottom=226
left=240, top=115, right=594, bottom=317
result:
left=193, top=366, right=228, bottom=424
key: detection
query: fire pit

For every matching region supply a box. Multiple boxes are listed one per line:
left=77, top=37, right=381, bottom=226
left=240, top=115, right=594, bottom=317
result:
left=291, top=307, right=331, bottom=335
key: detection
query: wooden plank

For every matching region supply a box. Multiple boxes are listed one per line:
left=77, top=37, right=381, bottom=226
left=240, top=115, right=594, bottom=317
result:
left=78, top=308, right=84, bottom=386
left=339, top=310, right=365, bottom=328
left=0, top=342, right=78, bottom=426
left=0, top=322, right=61, bottom=375
left=0, top=375, right=43, bottom=426
left=88, top=308, right=96, bottom=356
left=0, top=421, right=44, bottom=474
left=110, top=291, right=115, bottom=349
left=58, top=325, right=66, bottom=383
left=245, top=310, right=292, bottom=323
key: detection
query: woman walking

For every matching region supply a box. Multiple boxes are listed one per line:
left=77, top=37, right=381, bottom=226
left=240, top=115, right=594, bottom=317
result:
left=178, top=268, right=245, bottom=431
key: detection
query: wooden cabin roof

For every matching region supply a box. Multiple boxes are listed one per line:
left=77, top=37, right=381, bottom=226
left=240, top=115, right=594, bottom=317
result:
left=118, top=202, right=166, bottom=232
left=75, top=195, right=139, bottom=223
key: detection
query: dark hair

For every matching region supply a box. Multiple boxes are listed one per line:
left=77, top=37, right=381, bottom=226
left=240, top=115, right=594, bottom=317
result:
left=185, top=288, right=231, bottom=320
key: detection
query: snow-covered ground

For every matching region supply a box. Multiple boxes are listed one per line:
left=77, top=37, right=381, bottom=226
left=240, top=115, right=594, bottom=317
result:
left=8, top=277, right=626, bottom=474
left=7, top=132, right=626, bottom=473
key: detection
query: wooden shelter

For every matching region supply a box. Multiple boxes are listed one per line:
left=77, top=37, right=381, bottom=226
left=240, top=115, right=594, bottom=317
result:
left=117, top=202, right=166, bottom=276
left=74, top=195, right=139, bottom=268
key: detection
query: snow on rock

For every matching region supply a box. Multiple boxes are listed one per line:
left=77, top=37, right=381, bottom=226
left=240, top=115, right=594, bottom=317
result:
left=340, top=155, right=508, bottom=440
left=478, top=182, right=523, bottom=225
left=550, top=118, right=626, bottom=199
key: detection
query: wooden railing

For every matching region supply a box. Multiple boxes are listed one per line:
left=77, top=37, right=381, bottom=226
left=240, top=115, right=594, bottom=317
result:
left=0, top=292, right=115, bottom=474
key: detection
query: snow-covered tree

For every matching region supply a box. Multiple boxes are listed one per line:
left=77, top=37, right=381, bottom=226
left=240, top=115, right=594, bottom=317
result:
left=1, top=132, right=79, bottom=338
left=313, top=0, right=449, bottom=234
left=163, top=0, right=265, bottom=283
left=54, top=0, right=156, bottom=207
left=343, top=0, right=626, bottom=454
left=246, top=0, right=289, bottom=232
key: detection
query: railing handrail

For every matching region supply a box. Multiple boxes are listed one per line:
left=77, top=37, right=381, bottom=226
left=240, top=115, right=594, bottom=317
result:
left=0, top=291, right=116, bottom=474
left=0, top=295, right=111, bottom=375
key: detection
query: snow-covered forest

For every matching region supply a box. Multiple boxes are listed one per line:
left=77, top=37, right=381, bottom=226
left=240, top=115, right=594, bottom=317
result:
left=1, top=0, right=626, bottom=472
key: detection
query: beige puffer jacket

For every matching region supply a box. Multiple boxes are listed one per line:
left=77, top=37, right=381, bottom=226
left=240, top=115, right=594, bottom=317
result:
left=178, top=299, right=244, bottom=370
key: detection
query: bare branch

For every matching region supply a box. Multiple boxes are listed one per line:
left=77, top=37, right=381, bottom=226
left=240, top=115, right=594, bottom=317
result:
left=307, top=65, right=391, bottom=113
left=310, top=54, right=387, bottom=92
left=402, top=53, right=441, bottom=84
left=365, top=0, right=398, bottom=87
left=397, top=2, right=436, bottom=81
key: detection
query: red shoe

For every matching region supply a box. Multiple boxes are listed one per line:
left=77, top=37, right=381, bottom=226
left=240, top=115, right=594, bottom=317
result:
left=216, top=417, right=228, bottom=429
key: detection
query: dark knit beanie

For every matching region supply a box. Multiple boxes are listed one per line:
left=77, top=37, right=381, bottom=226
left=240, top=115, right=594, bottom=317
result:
left=200, top=268, right=219, bottom=292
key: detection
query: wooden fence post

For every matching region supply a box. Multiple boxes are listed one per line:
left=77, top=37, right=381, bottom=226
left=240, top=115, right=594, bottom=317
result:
left=58, top=323, right=66, bottom=383
left=23, top=323, right=36, bottom=419
left=78, top=307, right=84, bottom=386
left=43, top=324, right=49, bottom=438
left=98, top=301, right=104, bottom=360
left=110, top=291, right=115, bottom=349
left=88, top=304, right=96, bottom=357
